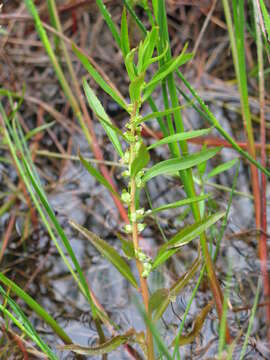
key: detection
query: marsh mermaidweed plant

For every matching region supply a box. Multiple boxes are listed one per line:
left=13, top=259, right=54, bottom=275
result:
left=1, top=0, right=270, bottom=359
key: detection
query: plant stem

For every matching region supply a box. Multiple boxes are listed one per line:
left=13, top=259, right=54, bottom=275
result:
left=129, top=106, right=155, bottom=360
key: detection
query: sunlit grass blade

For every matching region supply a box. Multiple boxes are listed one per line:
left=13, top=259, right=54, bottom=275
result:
left=259, top=0, right=270, bottom=40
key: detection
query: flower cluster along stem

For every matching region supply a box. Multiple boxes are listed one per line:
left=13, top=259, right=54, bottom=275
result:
left=124, top=102, right=155, bottom=360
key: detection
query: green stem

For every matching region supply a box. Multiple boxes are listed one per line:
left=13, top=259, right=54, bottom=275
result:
left=129, top=105, right=155, bottom=360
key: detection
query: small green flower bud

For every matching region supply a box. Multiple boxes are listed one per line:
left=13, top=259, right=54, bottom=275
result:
left=121, top=190, right=131, bottom=204
left=142, top=262, right=152, bottom=278
left=137, top=222, right=146, bottom=233
left=124, top=224, right=132, bottom=233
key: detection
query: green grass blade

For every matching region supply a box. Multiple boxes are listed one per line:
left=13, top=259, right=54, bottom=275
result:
left=259, top=0, right=270, bottom=40
left=0, top=273, right=72, bottom=344
left=239, top=279, right=261, bottom=359
left=0, top=287, right=57, bottom=360
left=96, top=0, right=121, bottom=47
left=24, top=121, right=55, bottom=141
left=175, top=71, right=270, bottom=177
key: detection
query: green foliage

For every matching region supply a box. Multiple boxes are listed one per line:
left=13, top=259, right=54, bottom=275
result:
left=70, top=221, right=139, bottom=289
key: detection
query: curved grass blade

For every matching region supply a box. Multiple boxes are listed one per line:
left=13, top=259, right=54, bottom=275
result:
left=83, top=80, right=123, bottom=157
left=147, top=128, right=213, bottom=150
left=70, top=221, right=139, bottom=289
left=79, top=154, right=120, bottom=199
left=0, top=273, right=72, bottom=344
left=142, top=147, right=221, bottom=183
left=0, top=286, right=57, bottom=360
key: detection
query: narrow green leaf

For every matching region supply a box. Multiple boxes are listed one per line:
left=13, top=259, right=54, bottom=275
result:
left=79, top=154, right=120, bottom=199
left=149, top=288, right=169, bottom=316
left=153, top=211, right=225, bottom=269
left=121, top=6, right=130, bottom=58
left=206, top=158, right=239, bottom=179
left=117, top=233, right=135, bottom=259
left=171, top=301, right=214, bottom=347
left=142, top=147, right=221, bottom=183
left=129, top=73, right=145, bottom=104
left=145, top=194, right=211, bottom=216
left=70, top=221, right=138, bottom=289
left=96, top=0, right=121, bottom=47
left=137, top=26, right=159, bottom=72
left=24, top=121, right=55, bottom=141
left=0, top=287, right=57, bottom=360
left=259, top=0, right=270, bottom=40
left=0, top=273, right=72, bottom=345
left=147, top=128, right=213, bottom=150
left=83, top=80, right=123, bottom=157
left=137, top=106, right=184, bottom=125
left=73, top=45, right=128, bottom=111
left=59, top=329, right=136, bottom=355
left=150, top=257, right=201, bottom=321
left=143, top=47, right=192, bottom=101
left=130, top=142, right=150, bottom=177
left=124, top=48, right=137, bottom=81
